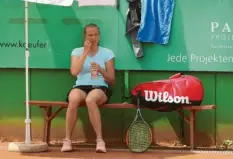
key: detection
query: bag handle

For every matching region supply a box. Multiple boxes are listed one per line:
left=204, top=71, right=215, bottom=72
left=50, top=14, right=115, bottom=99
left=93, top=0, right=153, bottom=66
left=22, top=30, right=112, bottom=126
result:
left=169, top=73, right=183, bottom=79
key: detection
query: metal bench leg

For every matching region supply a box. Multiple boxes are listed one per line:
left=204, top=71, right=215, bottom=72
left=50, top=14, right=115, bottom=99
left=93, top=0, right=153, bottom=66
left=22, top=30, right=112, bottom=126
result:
left=43, top=107, right=52, bottom=144
left=190, top=110, right=196, bottom=150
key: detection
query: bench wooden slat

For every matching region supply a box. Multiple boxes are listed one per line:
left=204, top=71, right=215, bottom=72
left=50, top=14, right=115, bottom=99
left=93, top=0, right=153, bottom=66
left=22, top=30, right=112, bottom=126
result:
left=26, top=100, right=136, bottom=108
left=182, top=105, right=216, bottom=110
left=27, top=101, right=68, bottom=107
left=26, top=100, right=216, bottom=110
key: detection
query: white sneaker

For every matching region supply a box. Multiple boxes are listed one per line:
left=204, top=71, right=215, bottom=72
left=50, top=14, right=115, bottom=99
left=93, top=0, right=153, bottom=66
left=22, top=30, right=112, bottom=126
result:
left=61, top=139, right=72, bottom=152
left=96, top=139, right=107, bottom=153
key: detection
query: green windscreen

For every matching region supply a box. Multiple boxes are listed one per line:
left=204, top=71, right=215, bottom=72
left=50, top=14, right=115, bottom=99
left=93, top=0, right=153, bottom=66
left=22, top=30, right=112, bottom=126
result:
left=1, top=0, right=233, bottom=72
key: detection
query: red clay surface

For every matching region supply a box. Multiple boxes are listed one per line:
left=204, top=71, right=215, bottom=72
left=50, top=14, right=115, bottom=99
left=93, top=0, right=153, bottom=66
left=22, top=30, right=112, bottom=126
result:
left=1, top=141, right=233, bottom=159
left=1, top=149, right=233, bottom=159
left=0, top=141, right=233, bottom=159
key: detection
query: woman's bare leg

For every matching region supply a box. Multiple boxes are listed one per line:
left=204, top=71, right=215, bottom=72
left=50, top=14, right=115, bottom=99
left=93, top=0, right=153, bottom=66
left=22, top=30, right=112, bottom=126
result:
left=85, top=89, right=108, bottom=152
left=61, top=88, right=86, bottom=152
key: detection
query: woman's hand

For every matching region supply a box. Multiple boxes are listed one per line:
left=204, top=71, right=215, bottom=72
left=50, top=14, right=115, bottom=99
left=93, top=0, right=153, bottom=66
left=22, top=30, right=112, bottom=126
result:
left=90, top=62, right=100, bottom=72
left=91, top=59, right=115, bottom=86
left=84, top=40, right=92, bottom=53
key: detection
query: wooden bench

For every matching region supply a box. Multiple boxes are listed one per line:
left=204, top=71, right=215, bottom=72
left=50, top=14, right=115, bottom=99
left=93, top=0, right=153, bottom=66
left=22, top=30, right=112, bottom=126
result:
left=26, top=100, right=216, bottom=150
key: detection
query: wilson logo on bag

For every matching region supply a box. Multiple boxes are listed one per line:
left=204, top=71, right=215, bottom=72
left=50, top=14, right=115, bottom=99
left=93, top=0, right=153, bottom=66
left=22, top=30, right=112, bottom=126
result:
left=131, top=73, right=204, bottom=112
left=144, top=91, right=190, bottom=104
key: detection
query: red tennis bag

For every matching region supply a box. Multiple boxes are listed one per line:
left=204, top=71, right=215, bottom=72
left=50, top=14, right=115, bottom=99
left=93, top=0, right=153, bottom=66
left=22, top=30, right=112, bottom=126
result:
left=131, top=73, right=204, bottom=112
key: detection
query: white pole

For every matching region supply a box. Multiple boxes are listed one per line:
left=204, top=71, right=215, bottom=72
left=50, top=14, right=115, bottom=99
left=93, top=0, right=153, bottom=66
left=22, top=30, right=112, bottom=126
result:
left=24, top=1, right=31, bottom=144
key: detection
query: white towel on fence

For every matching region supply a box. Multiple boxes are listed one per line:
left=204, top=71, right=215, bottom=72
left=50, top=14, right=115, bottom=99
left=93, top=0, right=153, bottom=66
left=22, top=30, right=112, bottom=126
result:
left=77, top=0, right=116, bottom=6
left=22, top=0, right=74, bottom=6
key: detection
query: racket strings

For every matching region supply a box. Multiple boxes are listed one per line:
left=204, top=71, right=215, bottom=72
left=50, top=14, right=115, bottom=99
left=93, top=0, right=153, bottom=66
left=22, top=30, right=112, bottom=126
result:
left=128, top=122, right=151, bottom=152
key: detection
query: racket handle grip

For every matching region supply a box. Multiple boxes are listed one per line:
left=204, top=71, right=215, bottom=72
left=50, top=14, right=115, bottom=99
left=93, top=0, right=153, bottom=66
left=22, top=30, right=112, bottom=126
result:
left=136, top=91, right=140, bottom=97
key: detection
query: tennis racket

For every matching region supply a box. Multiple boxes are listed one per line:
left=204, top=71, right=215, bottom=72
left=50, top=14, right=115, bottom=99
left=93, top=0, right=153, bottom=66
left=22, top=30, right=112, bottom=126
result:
left=126, top=91, right=152, bottom=153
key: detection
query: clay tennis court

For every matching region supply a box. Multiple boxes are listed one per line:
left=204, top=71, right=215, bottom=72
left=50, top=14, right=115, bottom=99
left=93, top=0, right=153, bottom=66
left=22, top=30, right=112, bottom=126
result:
left=1, top=149, right=233, bottom=159
left=1, top=143, right=233, bottom=159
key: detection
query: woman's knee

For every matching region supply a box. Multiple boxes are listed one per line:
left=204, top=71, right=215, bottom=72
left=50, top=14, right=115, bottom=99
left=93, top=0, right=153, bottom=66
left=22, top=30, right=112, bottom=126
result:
left=68, top=89, right=86, bottom=108
left=85, top=89, right=108, bottom=108
left=85, top=97, right=97, bottom=109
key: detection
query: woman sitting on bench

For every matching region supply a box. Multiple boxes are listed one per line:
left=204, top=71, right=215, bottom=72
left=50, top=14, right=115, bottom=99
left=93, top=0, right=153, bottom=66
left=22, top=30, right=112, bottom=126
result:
left=61, top=23, right=115, bottom=153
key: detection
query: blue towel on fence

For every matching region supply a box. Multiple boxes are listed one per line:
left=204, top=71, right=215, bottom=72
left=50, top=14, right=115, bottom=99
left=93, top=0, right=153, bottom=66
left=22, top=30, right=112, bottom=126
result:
left=137, top=0, right=175, bottom=44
